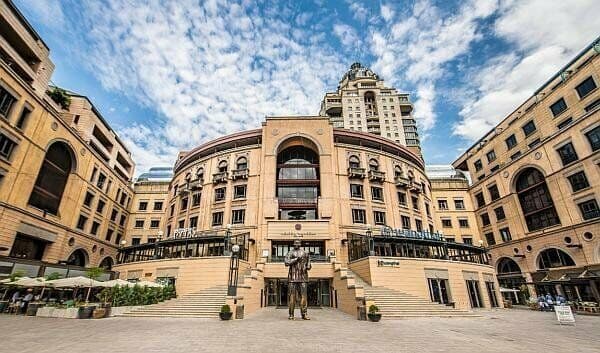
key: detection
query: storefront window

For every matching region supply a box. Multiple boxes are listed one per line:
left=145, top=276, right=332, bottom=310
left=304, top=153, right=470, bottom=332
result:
left=9, top=233, right=47, bottom=260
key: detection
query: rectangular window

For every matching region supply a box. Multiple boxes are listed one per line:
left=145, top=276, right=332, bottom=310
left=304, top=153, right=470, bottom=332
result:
left=522, top=120, right=537, bottom=136
left=578, top=199, right=599, bottom=220
left=411, top=196, right=419, bottom=210
left=192, top=192, right=201, bottom=206
left=510, top=151, right=522, bottom=160
left=463, top=237, right=473, bottom=245
left=153, top=201, right=163, bottom=210
left=437, top=199, right=448, bottom=210
left=212, top=211, right=224, bottom=226
left=585, top=125, right=600, bottom=151
left=475, top=192, right=485, bottom=208
left=215, top=187, right=226, bottom=202
left=138, top=201, right=148, bottom=211
left=454, top=199, right=465, bottom=210
left=485, top=232, right=496, bottom=246
left=76, top=215, right=88, bottom=230
left=557, top=117, right=573, bottom=130
left=119, top=215, right=126, bottom=226
left=83, top=191, right=94, bottom=207
left=350, top=184, right=364, bottom=198
left=494, top=206, right=506, bottom=221
left=445, top=237, right=455, bottom=243
left=135, top=220, right=144, bottom=228
left=180, top=197, right=188, bottom=210
left=499, top=227, right=512, bottom=242
left=373, top=211, right=386, bottom=225
left=131, top=238, right=141, bottom=246
left=441, top=219, right=452, bottom=228
left=528, top=138, right=541, bottom=149
left=480, top=213, right=491, bottom=226
left=397, top=191, right=407, bottom=206
left=575, top=76, right=597, bottom=98
left=556, top=142, right=578, bottom=166
left=169, top=204, right=175, bottom=217
left=567, top=171, right=589, bottom=192
left=150, top=220, right=160, bottom=228
left=459, top=219, right=469, bottom=228
left=0, top=134, right=17, bottom=160
left=486, top=150, right=496, bottom=163
left=401, top=215, right=411, bottom=229
left=96, top=199, right=106, bottom=214
left=189, top=216, right=198, bottom=228
left=371, top=186, right=383, bottom=201
left=233, top=185, right=247, bottom=199
left=415, top=219, right=422, bottom=231
left=490, top=165, right=499, bottom=173
left=232, top=209, right=245, bottom=224
left=488, top=184, right=500, bottom=201
left=97, top=173, right=107, bottom=189
left=425, top=203, right=431, bottom=216
left=505, top=134, right=517, bottom=150
left=105, top=229, right=113, bottom=242
left=110, top=209, right=118, bottom=222
left=474, top=160, right=483, bottom=172
left=0, top=86, right=16, bottom=118
left=585, top=98, right=600, bottom=112
left=352, top=209, right=366, bottom=224
left=178, top=219, right=185, bottom=228
left=90, top=221, right=100, bottom=235
left=16, top=106, right=31, bottom=129
left=550, top=98, right=568, bottom=117
left=147, top=238, right=156, bottom=243
left=90, top=167, right=98, bottom=183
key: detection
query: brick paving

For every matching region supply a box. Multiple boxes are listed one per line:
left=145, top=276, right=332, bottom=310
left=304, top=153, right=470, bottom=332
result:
left=1, top=308, right=598, bottom=353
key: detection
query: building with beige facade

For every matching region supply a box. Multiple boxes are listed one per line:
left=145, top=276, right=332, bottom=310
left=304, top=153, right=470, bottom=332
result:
left=320, top=63, right=420, bottom=155
left=0, top=0, right=133, bottom=280
left=453, top=37, right=600, bottom=305
left=114, top=117, right=498, bottom=318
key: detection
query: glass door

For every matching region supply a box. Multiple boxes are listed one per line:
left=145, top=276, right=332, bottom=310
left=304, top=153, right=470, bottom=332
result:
left=466, top=280, right=483, bottom=308
left=428, top=278, right=450, bottom=304
left=485, top=282, right=499, bottom=307
left=320, top=280, right=331, bottom=307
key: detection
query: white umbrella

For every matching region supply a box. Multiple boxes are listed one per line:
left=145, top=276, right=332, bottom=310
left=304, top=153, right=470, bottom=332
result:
left=47, top=276, right=105, bottom=302
left=10, top=277, right=48, bottom=287
left=100, top=279, right=134, bottom=287
left=136, top=280, right=163, bottom=288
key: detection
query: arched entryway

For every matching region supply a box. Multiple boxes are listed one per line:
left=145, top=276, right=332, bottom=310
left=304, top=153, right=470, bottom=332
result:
left=66, top=248, right=89, bottom=267
left=496, top=257, right=527, bottom=304
left=99, top=256, right=114, bottom=270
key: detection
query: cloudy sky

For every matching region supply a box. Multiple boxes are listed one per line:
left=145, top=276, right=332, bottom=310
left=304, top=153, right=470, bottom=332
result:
left=15, top=0, right=600, bottom=174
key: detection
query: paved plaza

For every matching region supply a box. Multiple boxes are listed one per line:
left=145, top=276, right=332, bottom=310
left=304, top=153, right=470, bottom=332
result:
left=0, top=309, right=598, bottom=353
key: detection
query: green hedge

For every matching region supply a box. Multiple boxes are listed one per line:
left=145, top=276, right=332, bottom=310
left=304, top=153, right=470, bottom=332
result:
left=97, top=284, right=176, bottom=307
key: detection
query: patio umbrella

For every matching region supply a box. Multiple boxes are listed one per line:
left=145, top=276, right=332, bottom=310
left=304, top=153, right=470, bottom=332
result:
left=47, top=276, right=105, bottom=302
left=1, top=277, right=32, bottom=299
left=136, top=280, right=163, bottom=288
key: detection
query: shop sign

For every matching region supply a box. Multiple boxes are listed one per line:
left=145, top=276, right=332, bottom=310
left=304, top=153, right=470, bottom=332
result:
left=555, top=305, right=575, bottom=325
left=171, top=228, right=218, bottom=239
left=377, top=259, right=400, bottom=267
left=381, top=226, right=444, bottom=241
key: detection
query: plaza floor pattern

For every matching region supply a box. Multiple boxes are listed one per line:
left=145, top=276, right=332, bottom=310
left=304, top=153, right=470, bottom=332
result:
left=0, top=308, right=598, bottom=353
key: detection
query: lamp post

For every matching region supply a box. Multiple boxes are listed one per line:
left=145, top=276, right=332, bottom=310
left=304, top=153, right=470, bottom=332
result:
left=228, top=244, right=240, bottom=297
left=366, top=224, right=375, bottom=256
left=154, top=230, right=164, bottom=260
left=118, top=240, right=127, bottom=263
left=224, top=224, right=232, bottom=256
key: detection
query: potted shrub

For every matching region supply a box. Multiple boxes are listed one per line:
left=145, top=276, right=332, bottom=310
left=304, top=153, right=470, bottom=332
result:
left=367, top=304, right=382, bottom=322
left=219, top=304, right=233, bottom=320
left=77, top=302, right=97, bottom=319
left=94, top=288, right=113, bottom=318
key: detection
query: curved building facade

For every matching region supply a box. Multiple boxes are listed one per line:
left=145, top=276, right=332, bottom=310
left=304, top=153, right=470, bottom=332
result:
left=114, top=117, right=497, bottom=316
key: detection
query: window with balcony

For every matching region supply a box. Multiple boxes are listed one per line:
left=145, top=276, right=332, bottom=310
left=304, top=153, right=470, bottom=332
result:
left=556, top=142, right=578, bottom=166
left=585, top=125, right=600, bottom=151
left=575, top=76, right=596, bottom=98
left=236, top=157, right=248, bottom=170
left=567, top=171, right=589, bottom=192
left=351, top=209, right=366, bottom=224
left=368, top=159, right=379, bottom=172
left=550, top=98, right=568, bottom=117
left=218, top=160, right=228, bottom=173
left=350, top=184, right=364, bottom=198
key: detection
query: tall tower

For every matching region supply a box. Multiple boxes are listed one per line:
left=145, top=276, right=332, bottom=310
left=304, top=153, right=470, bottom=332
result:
left=320, top=63, right=420, bottom=154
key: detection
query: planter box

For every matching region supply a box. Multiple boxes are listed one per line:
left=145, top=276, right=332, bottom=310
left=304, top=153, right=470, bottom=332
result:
left=36, top=307, right=55, bottom=317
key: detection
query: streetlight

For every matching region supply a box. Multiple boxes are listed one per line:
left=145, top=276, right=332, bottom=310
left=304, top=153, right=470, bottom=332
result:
left=228, top=244, right=241, bottom=296
left=118, top=240, right=127, bottom=264
left=224, top=224, right=232, bottom=256
left=154, top=230, right=164, bottom=260
left=366, top=224, right=375, bottom=256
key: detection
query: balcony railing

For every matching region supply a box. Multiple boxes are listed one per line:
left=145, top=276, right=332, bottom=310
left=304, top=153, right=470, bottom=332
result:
left=231, top=168, right=249, bottom=180
left=188, top=179, right=202, bottom=190
left=212, top=171, right=228, bottom=184
left=348, top=167, right=366, bottom=179
left=368, top=170, right=386, bottom=182
left=394, top=176, right=410, bottom=187
left=269, top=255, right=329, bottom=263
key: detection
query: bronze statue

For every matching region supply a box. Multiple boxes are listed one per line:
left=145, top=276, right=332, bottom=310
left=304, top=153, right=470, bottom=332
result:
left=284, top=239, right=311, bottom=320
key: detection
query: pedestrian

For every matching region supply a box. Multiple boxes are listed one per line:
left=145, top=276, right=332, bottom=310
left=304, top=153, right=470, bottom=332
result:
left=21, top=288, right=33, bottom=314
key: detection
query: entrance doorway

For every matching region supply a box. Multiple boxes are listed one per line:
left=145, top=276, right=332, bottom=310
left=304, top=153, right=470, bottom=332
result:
left=265, top=278, right=331, bottom=307
left=427, top=278, right=450, bottom=304
left=466, top=280, right=483, bottom=308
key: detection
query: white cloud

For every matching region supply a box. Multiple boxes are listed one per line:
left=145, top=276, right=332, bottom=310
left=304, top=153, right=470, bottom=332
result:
left=16, top=0, right=65, bottom=30
left=346, top=0, right=370, bottom=23
left=380, top=3, right=394, bottom=22
left=453, top=0, right=600, bottom=141
left=333, top=23, right=359, bottom=48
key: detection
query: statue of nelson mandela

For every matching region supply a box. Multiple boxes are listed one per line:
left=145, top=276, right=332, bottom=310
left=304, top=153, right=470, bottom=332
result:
left=284, top=239, right=312, bottom=320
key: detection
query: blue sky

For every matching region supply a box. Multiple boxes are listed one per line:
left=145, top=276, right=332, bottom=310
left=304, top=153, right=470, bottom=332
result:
left=15, top=0, right=600, bottom=174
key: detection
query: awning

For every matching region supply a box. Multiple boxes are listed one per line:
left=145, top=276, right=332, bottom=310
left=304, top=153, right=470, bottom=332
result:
left=17, top=223, right=58, bottom=243
left=532, top=266, right=600, bottom=283
left=424, top=268, right=449, bottom=279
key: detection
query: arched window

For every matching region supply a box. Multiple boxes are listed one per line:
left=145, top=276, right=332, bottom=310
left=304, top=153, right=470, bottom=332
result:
left=196, top=167, right=204, bottom=179
left=236, top=157, right=248, bottom=170
left=184, top=172, right=192, bottom=181
left=515, top=168, right=560, bottom=232
left=497, top=257, right=521, bottom=274
left=218, top=160, right=228, bottom=173
left=368, top=159, right=379, bottom=172
left=348, top=155, right=360, bottom=169
left=66, top=249, right=88, bottom=267
left=537, top=248, right=575, bottom=269
left=99, top=256, right=114, bottom=270
left=276, top=145, right=319, bottom=220
left=28, top=142, right=75, bottom=215
left=394, top=166, right=403, bottom=178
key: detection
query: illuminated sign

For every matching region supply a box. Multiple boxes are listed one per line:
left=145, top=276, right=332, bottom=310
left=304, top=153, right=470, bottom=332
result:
left=381, top=226, right=444, bottom=241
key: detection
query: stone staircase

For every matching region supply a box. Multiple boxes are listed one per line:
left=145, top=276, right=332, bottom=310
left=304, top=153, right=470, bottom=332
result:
left=118, top=285, right=227, bottom=318
left=349, top=270, right=480, bottom=319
